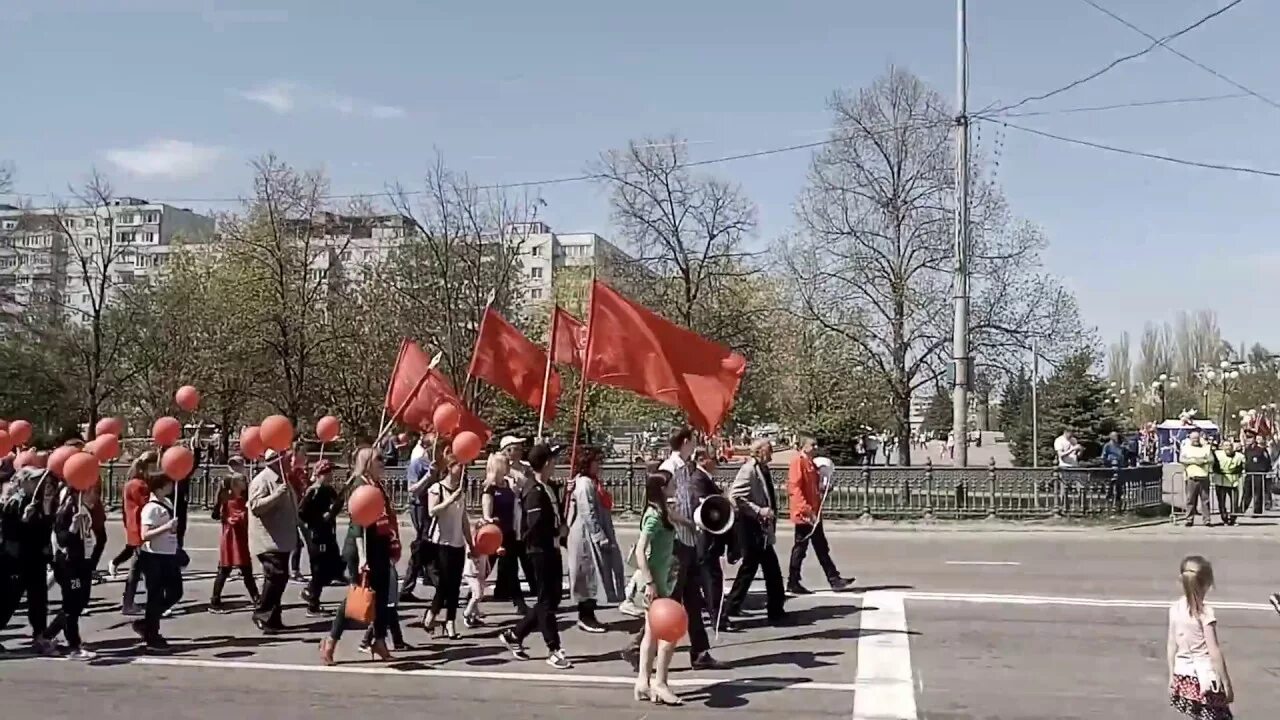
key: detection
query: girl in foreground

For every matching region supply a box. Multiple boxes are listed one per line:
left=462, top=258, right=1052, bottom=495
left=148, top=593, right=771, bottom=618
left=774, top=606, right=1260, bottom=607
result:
left=1168, top=555, right=1233, bottom=720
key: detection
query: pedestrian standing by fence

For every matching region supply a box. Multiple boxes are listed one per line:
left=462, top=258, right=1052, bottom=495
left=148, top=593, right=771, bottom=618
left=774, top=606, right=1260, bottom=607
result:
left=1181, top=432, right=1214, bottom=527
left=1212, top=442, right=1244, bottom=527
left=1242, top=433, right=1272, bottom=517
left=1168, top=555, right=1233, bottom=720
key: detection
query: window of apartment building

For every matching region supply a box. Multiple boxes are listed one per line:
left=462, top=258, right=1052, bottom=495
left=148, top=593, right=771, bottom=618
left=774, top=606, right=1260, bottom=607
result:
left=134, top=254, right=148, bottom=268
left=117, top=213, right=137, bottom=225
left=142, top=231, right=157, bottom=243
left=81, top=293, right=91, bottom=305
left=530, top=245, right=542, bottom=257
left=118, top=231, right=136, bottom=243
left=530, top=288, right=543, bottom=299
left=145, top=212, right=161, bottom=224
left=1, top=220, right=16, bottom=230
left=82, top=235, right=94, bottom=248
left=530, top=266, right=543, bottom=279
left=340, top=251, right=352, bottom=262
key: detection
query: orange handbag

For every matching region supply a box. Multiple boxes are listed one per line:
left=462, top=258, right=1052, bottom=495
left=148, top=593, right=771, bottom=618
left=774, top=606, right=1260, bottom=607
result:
left=344, top=573, right=375, bottom=624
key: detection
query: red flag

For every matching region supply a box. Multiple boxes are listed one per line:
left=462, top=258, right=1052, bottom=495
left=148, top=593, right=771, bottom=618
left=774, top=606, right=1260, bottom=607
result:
left=551, top=306, right=587, bottom=368
left=467, top=307, right=561, bottom=421
left=385, top=339, right=492, bottom=441
left=583, top=281, right=745, bottom=434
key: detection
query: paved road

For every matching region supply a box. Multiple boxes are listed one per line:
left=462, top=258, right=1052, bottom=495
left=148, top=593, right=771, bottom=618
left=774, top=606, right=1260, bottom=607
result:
left=3, top=521, right=1280, bottom=719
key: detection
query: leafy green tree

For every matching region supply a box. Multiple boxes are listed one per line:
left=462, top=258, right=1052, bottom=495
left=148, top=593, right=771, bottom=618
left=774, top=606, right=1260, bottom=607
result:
left=1036, top=351, right=1126, bottom=464
left=921, top=389, right=952, bottom=435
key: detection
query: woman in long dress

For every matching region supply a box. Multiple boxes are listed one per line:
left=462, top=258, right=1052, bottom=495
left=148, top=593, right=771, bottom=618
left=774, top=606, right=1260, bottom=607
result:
left=566, top=449, right=625, bottom=634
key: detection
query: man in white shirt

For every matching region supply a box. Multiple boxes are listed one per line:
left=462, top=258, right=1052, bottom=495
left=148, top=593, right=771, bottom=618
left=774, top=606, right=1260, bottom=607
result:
left=1054, top=429, right=1081, bottom=467
left=499, top=435, right=533, bottom=610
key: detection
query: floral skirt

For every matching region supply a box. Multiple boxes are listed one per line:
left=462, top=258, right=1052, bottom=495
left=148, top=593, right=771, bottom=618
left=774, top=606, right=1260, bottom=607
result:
left=1170, top=675, right=1232, bottom=720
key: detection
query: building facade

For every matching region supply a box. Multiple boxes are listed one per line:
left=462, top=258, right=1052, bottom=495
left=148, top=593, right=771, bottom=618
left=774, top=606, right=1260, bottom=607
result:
left=510, top=222, right=633, bottom=315
left=0, top=198, right=214, bottom=320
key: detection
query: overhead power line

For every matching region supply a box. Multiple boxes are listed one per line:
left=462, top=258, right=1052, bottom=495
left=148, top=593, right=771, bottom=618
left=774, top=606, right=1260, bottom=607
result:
left=1077, top=0, right=1280, bottom=113
left=981, top=116, right=1280, bottom=179
left=8, top=120, right=950, bottom=206
left=984, top=93, right=1249, bottom=119
left=987, top=0, right=1245, bottom=116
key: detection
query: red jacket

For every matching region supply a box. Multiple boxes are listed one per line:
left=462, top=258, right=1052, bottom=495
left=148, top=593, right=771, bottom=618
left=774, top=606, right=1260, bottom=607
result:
left=787, top=454, right=820, bottom=524
left=122, top=476, right=149, bottom=546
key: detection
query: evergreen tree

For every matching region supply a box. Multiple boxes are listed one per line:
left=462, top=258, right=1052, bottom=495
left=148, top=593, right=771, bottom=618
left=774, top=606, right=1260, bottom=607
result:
left=1037, top=351, right=1125, bottom=464
left=921, top=389, right=953, bottom=435
left=1000, top=368, right=1036, bottom=466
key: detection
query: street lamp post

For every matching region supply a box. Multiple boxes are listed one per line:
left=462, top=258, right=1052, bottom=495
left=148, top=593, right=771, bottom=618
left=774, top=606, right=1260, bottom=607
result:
left=1152, top=373, right=1177, bottom=423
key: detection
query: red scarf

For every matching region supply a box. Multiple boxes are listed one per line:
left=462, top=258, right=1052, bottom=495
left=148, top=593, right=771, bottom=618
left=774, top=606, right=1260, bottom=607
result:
left=595, top=479, right=614, bottom=512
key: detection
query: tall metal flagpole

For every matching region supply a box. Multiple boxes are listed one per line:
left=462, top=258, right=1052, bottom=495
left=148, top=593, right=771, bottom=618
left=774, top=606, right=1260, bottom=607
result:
left=536, top=305, right=559, bottom=443
left=1031, top=338, right=1040, bottom=469
left=951, top=0, right=972, bottom=467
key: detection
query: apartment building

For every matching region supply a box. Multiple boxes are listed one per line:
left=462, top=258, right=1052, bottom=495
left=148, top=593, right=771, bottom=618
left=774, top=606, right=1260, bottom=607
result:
left=0, top=198, right=215, bottom=320
left=512, top=222, right=633, bottom=313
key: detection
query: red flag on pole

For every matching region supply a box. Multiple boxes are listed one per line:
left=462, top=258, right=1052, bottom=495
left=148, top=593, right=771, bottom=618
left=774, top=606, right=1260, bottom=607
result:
left=550, top=306, right=587, bottom=368
left=467, top=307, right=561, bottom=421
left=582, top=281, right=746, bottom=434
left=386, top=339, right=492, bottom=441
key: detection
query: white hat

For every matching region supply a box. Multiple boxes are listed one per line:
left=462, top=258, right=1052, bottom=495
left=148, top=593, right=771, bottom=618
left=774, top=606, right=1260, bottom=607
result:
left=499, top=435, right=527, bottom=450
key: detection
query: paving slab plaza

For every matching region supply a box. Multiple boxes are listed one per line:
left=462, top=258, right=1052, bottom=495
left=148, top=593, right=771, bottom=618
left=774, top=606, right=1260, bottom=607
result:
left=3, top=518, right=1280, bottom=719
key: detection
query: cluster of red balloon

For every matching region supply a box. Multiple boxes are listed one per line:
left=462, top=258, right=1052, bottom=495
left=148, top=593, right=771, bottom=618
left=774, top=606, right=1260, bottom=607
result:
left=0, top=418, right=33, bottom=457
left=430, top=403, right=483, bottom=464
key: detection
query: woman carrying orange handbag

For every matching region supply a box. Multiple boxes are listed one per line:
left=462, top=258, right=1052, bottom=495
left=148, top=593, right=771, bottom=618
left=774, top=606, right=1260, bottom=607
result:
left=320, top=448, right=400, bottom=665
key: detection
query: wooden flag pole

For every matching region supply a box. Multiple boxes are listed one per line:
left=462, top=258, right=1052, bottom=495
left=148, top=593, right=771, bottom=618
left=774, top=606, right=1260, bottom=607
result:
left=535, top=305, right=559, bottom=443
left=568, top=279, right=598, bottom=474
left=374, top=351, right=443, bottom=447
left=377, top=340, right=410, bottom=446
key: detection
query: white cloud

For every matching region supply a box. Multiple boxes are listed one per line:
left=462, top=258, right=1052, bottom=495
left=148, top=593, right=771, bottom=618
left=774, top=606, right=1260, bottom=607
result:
left=329, top=94, right=406, bottom=120
left=104, top=140, right=222, bottom=179
left=238, top=81, right=297, bottom=113
left=367, top=104, right=406, bottom=120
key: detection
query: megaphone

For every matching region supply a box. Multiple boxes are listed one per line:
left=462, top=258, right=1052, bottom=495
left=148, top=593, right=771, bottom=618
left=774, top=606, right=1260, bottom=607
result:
left=695, top=494, right=735, bottom=535
left=814, top=456, right=835, bottom=491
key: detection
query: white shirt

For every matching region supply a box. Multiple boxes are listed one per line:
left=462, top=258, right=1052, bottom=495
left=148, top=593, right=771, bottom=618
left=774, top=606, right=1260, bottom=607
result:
left=409, top=443, right=427, bottom=465
left=428, top=482, right=468, bottom=548
left=1169, top=597, right=1216, bottom=676
left=140, top=495, right=179, bottom=555
left=1054, top=435, right=1079, bottom=467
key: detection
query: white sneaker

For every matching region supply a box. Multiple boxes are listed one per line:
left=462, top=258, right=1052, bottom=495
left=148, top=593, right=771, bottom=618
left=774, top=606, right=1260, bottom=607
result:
left=546, top=649, right=572, bottom=670
left=618, top=600, right=643, bottom=618
left=67, top=648, right=98, bottom=661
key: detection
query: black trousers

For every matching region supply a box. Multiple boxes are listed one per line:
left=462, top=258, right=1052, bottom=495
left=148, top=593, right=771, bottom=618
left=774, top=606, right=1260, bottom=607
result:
left=47, top=557, right=93, bottom=648
left=111, top=544, right=136, bottom=568
left=254, top=551, right=290, bottom=627
left=493, top=537, right=533, bottom=608
left=429, top=545, right=466, bottom=622
left=1214, top=485, right=1237, bottom=523
left=788, top=522, right=840, bottom=585
left=696, top=532, right=726, bottom=623
left=211, top=565, right=259, bottom=605
left=726, top=530, right=786, bottom=620
left=289, top=529, right=306, bottom=575
left=512, top=549, right=562, bottom=651
left=1243, top=473, right=1268, bottom=515
left=0, top=553, right=49, bottom=638
left=400, top=503, right=429, bottom=594
left=139, top=552, right=182, bottom=640
left=672, top=541, right=710, bottom=660
left=304, top=528, right=341, bottom=610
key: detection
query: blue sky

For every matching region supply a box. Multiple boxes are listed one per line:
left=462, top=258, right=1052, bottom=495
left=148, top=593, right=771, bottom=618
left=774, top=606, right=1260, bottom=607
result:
left=4, top=0, right=1280, bottom=353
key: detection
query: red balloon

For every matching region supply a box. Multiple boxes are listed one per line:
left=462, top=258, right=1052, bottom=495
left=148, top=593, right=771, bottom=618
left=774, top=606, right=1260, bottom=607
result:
left=153, top=416, right=181, bottom=447
left=316, top=415, right=341, bottom=443
left=261, top=415, right=294, bottom=452
left=474, top=524, right=503, bottom=556
left=348, top=485, right=385, bottom=527
left=95, top=416, right=124, bottom=438
left=175, top=385, right=201, bottom=412
left=48, top=445, right=79, bottom=478
left=0, top=430, right=11, bottom=456
left=648, top=598, right=689, bottom=643
left=161, top=446, right=195, bottom=481
left=433, top=403, right=461, bottom=434
left=451, top=431, right=483, bottom=464
left=8, top=419, right=32, bottom=446
left=239, top=426, right=265, bottom=460
left=92, top=433, right=121, bottom=462
left=63, top=452, right=101, bottom=492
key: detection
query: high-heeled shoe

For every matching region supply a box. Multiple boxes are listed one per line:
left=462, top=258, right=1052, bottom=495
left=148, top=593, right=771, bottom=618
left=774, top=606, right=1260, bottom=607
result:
left=369, top=638, right=393, bottom=661
left=632, top=682, right=650, bottom=703
left=319, top=638, right=336, bottom=666
left=649, top=685, right=683, bottom=706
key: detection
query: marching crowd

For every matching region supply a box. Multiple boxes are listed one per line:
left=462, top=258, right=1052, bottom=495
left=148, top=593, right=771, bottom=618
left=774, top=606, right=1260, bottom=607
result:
left=0, top=426, right=852, bottom=707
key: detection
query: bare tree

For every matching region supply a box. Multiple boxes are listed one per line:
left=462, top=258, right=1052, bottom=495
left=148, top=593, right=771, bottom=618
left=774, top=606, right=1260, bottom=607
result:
left=788, top=67, right=1088, bottom=465
left=1108, top=331, right=1132, bottom=389
left=386, top=154, right=538, bottom=400
left=592, top=137, right=760, bottom=343
left=0, top=162, right=12, bottom=194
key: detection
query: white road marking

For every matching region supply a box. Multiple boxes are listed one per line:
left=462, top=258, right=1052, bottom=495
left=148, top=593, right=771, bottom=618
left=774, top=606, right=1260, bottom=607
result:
left=121, top=656, right=858, bottom=691
left=905, top=591, right=1272, bottom=612
left=852, top=590, right=918, bottom=720
left=943, top=561, right=1020, bottom=566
